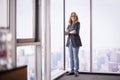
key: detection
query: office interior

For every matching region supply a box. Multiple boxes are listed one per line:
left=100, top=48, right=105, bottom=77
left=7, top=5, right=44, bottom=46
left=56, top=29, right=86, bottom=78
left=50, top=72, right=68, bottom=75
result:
left=0, top=0, right=120, bottom=80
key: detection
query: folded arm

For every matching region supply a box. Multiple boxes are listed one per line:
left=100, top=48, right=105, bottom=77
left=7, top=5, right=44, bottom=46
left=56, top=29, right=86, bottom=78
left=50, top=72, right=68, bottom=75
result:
left=65, top=29, right=77, bottom=35
left=69, top=30, right=76, bottom=34
left=65, top=29, right=69, bottom=35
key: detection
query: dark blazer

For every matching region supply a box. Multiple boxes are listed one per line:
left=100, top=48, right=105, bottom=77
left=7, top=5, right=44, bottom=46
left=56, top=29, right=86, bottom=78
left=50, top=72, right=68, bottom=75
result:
left=65, top=22, right=82, bottom=47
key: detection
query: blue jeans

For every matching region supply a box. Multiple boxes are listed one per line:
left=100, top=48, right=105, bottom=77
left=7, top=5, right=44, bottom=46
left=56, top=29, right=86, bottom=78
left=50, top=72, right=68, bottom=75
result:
left=68, top=40, right=79, bottom=72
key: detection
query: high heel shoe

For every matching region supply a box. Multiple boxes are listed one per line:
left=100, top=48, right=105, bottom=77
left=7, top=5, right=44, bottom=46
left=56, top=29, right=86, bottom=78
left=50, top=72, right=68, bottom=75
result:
left=66, top=71, right=74, bottom=75
left=74, top=71, right=79, bottom=77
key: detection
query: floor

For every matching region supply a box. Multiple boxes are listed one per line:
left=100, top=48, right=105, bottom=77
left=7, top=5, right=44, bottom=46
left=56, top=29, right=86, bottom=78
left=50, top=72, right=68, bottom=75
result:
left=54, top=72, right=120, bottom=80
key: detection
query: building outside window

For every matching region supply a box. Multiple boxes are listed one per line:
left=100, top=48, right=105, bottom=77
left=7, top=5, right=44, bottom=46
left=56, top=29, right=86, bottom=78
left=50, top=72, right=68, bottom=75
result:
left=92, top=0, right=120, bottom=73
left=51, top=0, right=64, bottom=76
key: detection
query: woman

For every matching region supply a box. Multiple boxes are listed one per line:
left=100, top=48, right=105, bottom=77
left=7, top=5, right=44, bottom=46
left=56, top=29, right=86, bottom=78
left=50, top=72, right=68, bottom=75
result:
left=65, top=12, right=82, bottom=77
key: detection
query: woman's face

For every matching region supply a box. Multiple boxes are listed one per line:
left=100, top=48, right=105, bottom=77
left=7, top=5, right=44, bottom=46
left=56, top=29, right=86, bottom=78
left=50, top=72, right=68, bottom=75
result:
left=71, top=13, right=77, bottom=22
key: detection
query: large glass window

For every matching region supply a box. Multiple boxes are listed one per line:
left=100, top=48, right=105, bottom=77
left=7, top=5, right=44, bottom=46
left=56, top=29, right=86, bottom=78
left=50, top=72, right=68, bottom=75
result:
left=0, top=0, right=9, bottom=29
left=51, top=0, right=64, bottom=76
left=41, top=0, right=45, bottom=79
left=16, top=0, right=37, bottom=80
left=17, top=46, right=36, bottom=80
left=65, top=0, right=90, bottom=72
left=93, top=0, right=120, bottom=73
left=17, top=0, right=34, bottom=39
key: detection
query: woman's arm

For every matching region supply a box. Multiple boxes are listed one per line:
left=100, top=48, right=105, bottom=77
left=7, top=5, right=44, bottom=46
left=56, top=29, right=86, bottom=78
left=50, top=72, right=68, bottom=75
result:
left=69, top=30, right=76, bottom=34
left=65, top=25, right=70, bottom=35
left=65, top=29, right=69, bottom=35
left=69, top=22, right=80, bottom=35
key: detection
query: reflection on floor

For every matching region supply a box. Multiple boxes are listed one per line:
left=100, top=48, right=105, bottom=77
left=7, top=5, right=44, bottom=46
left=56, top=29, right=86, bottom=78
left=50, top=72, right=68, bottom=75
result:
left=54, top=72, right=120, bottom=80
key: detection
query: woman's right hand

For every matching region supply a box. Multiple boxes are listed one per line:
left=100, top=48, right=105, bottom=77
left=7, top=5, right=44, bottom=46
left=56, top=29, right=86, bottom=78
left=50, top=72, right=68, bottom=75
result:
left=65, top=29, right=69, bottom=35
left=65, top=29, right=69, bottom=32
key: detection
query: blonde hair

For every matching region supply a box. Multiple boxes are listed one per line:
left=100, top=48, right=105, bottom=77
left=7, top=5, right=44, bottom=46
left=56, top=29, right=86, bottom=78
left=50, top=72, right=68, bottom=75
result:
left=68, top=12, right=79, bottom=25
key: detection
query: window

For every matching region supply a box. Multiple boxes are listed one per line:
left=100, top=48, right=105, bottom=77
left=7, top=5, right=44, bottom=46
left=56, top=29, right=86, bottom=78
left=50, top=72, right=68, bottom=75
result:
left=0, top=0, right=11, bottom=71
left=65, top=0, right=90, bottom=72
left=93, top=0, right=120, bottom=73
left=0, top=0, right=9, bottom=29
left=16, top=0, right=38, bottom=80
left=17, top=0, right=35, bottom=39
left=17, top=46, right=36, bottom=80
left=51, top=0, right=64, bottom=76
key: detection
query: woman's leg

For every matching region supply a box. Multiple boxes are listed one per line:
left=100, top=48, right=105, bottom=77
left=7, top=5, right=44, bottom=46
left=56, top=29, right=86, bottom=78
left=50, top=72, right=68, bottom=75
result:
left=73, top=47, right=79, bottom=72
left=68, top=44, right=74, bottom=72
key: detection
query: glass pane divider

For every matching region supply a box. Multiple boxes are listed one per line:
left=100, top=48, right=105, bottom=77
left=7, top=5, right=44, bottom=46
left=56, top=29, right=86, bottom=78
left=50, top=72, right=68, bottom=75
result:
left=16, top=42, right=41, bottom=46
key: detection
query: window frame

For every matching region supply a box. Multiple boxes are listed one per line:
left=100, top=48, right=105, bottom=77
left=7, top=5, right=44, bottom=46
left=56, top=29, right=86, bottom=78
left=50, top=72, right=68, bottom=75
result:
left=9, top=0, right=42, bottom=80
